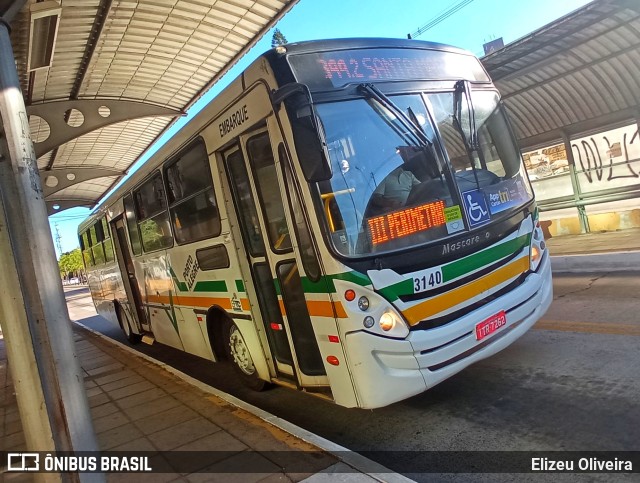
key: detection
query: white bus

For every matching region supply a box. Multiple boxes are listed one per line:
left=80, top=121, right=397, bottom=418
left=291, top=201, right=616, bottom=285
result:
left=78, top=38, right=552, bottom=409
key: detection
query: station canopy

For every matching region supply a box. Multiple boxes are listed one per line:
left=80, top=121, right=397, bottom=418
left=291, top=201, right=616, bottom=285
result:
left=6, top=0, right=297, bottom=215
left=482, top=0, right=640, bottom=150
left=6, top=1, right=639, bottom=215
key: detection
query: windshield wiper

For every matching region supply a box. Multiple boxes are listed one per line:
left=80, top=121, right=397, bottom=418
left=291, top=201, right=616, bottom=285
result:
left=358, top=83, right=432, bottom=148
left=453, top=79, right=479, bottom=151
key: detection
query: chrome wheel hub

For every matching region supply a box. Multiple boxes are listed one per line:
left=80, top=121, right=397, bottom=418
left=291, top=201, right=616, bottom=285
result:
left=229, top=326, right=255, bottom=375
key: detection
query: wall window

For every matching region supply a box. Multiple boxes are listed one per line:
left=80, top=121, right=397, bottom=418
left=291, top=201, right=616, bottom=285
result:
left=165, top=141, right=220, bottom=244
left=523, top=142, right=573, bottom=204
left=134, top=173, right=173, bottom=252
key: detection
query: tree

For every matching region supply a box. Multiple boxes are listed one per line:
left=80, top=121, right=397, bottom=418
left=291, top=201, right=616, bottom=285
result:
left=271, top=28, right=288, bottom=48
left=58, top=248, right=84, bottom=280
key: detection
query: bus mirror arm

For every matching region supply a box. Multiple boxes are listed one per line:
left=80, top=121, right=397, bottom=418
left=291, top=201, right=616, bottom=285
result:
left=271, top=83, right=309, bottom=107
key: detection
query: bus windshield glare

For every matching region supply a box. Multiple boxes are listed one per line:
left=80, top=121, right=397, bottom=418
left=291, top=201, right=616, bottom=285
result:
left=316, top=89, right=533, bottom=257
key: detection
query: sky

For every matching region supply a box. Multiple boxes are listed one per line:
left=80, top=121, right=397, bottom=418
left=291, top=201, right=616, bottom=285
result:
left=48, top=0, right=593, bottom=257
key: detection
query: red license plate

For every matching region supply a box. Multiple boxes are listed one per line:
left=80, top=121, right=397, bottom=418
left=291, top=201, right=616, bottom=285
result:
left=475, top=311, right=507, bottom=341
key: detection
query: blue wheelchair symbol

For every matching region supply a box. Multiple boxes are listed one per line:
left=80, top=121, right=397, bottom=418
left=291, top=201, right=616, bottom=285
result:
left=462, top=189, right=490, bottom=227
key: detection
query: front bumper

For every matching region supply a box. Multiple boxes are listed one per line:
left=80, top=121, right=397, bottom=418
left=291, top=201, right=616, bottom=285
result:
left=343, top=252, right=553, bottom=409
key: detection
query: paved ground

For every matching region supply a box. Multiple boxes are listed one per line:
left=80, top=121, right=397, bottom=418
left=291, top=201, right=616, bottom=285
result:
left=0, top=230, right=640, bottom=482
left=1, top=321, right=402, bottom=482
left=545, top=227, right=640, bottom=272
left=544, top=227, right=640, bottom=255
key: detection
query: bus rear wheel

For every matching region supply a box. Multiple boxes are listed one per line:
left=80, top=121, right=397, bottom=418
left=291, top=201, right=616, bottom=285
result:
left=224, top=319, right=266, bottom=391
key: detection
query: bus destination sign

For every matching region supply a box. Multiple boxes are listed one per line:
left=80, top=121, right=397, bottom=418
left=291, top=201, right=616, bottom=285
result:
left=367, top=200, right=446, bottom=245
left=289, top=48, right=488, bottom=90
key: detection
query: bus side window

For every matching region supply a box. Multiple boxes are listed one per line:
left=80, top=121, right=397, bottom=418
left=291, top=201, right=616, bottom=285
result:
left=164, top=140, right=221, bottom=245
left=123, top=194, right=142, bottom=256
left=246, top=133, right=292, bottom=253
left=133, top=173, right=173, bottom=252
left=80, top=231, right=94, bottom=267
left=90, top=222, right=106, bottom=265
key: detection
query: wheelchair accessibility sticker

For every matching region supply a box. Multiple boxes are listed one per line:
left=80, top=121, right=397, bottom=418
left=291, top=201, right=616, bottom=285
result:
left=462, top=189, right=491, bottom=227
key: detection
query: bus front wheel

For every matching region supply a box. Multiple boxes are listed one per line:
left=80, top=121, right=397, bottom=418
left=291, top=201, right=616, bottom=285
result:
left=224, top=320, right=266, bottom=391
left=115, top=303, right=142, bottom=345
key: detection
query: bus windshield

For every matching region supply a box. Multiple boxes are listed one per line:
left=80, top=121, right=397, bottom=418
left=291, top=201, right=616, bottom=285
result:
left=316, top=88, right=533, bottom=257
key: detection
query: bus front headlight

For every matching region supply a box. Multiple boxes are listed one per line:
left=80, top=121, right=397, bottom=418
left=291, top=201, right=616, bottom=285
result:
left=530, top=222, right=546, bottom=272
left=374, top=309, right=409, bottom=339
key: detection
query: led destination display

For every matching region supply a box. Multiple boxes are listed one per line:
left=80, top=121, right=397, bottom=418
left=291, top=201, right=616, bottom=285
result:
left=289, top=48, right=488, bottom=89
left=367, top=200, right=446, bottom=245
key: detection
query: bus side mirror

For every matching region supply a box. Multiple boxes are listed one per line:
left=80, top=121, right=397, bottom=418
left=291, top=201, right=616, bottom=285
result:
left=273, top=84, right=332, bottom=182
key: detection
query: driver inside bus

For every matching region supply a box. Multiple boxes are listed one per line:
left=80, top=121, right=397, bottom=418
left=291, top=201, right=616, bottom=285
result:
left=370, top=165, right=420, bottom=211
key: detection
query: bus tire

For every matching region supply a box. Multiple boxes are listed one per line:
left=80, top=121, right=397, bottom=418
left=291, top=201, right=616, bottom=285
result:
left=115, top=302, right=142, bottom=345
left=223, top=319, right=266, bottom=391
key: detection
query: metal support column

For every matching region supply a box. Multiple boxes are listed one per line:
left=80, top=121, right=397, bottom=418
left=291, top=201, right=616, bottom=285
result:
left=0, top=16, right=103, bottom=483
left=562, top=131, right=590, bottom=233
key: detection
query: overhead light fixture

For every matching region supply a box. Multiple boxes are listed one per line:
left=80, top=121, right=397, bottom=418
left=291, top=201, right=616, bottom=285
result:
left=27, top=1, right=62, bottom=71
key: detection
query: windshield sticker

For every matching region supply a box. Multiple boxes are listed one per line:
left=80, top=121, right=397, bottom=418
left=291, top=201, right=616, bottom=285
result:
left=367, top=200, right=446, bottom=245
left=485, top=177, right=528, bottom=215
left=462, top=189, right=491, bottom=227
left=444, top=205, right=464, bottom=234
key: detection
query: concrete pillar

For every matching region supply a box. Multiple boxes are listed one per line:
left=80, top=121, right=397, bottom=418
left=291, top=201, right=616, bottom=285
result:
left=0, top=16, right=103, bottom=483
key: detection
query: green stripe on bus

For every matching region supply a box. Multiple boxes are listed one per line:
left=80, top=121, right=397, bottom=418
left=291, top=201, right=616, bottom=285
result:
left=193, top=280, right=228, bottom=292
left=442, top=233, right=530, bottom=282
left=302, top=271, right=371, bottom=294
left=378, top=233, right=531, bottom=301
left=235, top=280, right=245, bottom=292
left=379, top=279, right=414, bottom=301
left=274, top=270, right=371, bottom=296
left=167, top=290, right=180, bottom=335
left=169, top=266, right=188, bottom=292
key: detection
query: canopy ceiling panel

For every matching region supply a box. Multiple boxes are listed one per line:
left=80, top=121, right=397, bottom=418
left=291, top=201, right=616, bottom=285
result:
left=6, top=0, right=297, bottom=214
left=482, top=0, right=640, bottom=149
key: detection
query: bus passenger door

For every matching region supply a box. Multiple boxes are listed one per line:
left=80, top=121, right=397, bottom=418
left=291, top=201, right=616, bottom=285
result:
left=111, top=217, right=148, bottom=334
left=223, top=144, right=294, bottom=379
left=223, top=129, right=326, bottom=387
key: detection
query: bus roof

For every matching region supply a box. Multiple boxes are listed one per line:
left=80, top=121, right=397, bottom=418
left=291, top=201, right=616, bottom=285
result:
left=78, top=38, right=476, bottom=233
left=275, top=37, right=472, bottom=56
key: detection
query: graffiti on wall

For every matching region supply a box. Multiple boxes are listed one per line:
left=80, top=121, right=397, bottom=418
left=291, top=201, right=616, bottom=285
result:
left=572, top=127, right=639, bottom=184
left=523, top=124, right=640, bottom=186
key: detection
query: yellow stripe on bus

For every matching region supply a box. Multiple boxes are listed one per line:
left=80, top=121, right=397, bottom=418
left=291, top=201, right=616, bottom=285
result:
left=403, top=256, right=530, bottom=326
left=307, top=300, right=348, bottom=318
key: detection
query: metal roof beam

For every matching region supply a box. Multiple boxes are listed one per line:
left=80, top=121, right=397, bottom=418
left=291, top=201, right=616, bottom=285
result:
left=27, top=99, right=183, bottom=158
left=517, top=106, right=640, bottom=150
left=41, top=166, right=124, bottom=198
left=499, top=40, right=640, bottom=101
left=46, top=198, right=95, bottom=216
